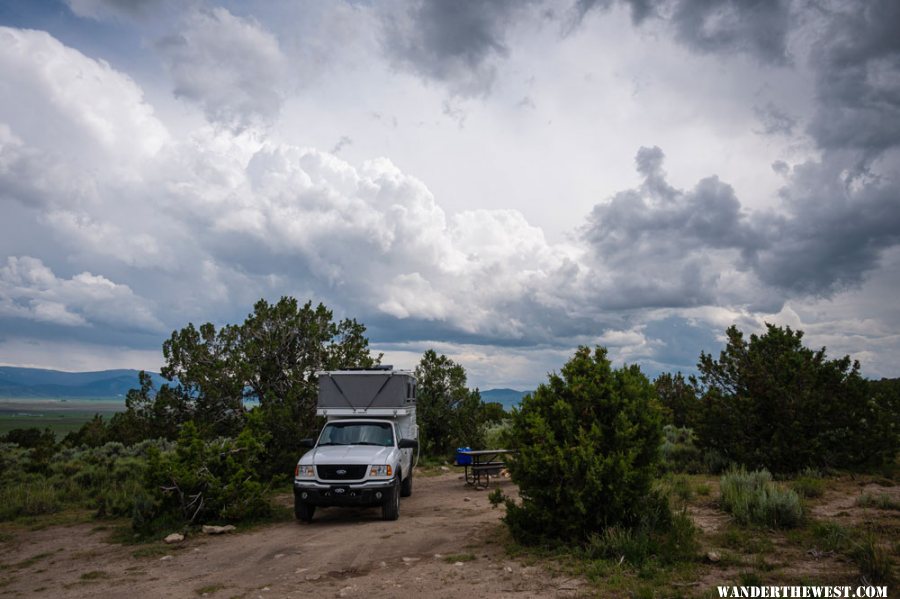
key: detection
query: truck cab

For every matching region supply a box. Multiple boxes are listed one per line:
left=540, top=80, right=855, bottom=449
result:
left=293, top=367, right=418, bottom=522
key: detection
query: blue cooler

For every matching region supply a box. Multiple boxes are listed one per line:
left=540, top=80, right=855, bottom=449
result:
left=455, top=447, right=472, bottom=466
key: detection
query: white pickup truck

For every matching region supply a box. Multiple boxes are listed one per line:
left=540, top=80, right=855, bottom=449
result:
left=293, top=368, right=418, bottom=522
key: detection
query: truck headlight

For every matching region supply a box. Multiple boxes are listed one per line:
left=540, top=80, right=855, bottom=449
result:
left=370, top=464, right=393, bottom=477
left=295, top=464, right=315, bottom=479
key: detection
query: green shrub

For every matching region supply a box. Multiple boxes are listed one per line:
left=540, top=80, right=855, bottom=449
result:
left=0, top=478, right=61, bottom=520
left=137, top=418, right=271, bottom=530
left=696, top=325, right=899, bottom=473
left=503, top=346, right=666, bottom=545
left=702, top=449, right=734, bottom=475
left=720, top=468, right=803, bottom=528
left=483, top=422, right=512, bottom=449
left=792, top=475, right=825, bottom=498
left=660, top=426, right=704, bottom=473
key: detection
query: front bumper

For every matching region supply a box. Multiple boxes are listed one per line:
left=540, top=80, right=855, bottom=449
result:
left=293, top=479, right=395, bottom=507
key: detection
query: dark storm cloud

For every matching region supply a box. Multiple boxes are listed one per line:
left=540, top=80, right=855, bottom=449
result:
left=570, top=0, right=661, bottom=25
left=585, top=145, right=900, bottom=303
left=571, top=0, right=791, bottom=64
left=669, top=0, right=792, bottom=65
left=586, top=146, right=763, bottom=260
left=381, top=0, right=532, bottom=96
left=807, top=1, right=900, bottom=154
left=582, top=147, right=764, bottom=310
left=754, top=157, right=900, bottom=295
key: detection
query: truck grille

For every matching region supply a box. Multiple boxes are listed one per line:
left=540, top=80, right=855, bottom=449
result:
left=317, top=464, right=367, bottom=480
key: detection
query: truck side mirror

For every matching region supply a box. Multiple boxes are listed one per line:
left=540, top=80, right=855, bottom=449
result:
left=398, top=438, right=418, bottom=450
left=299, top=438, right=315, bottom=448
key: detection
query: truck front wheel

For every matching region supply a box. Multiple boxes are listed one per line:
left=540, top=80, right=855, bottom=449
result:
left=400, top=468, right=413, bottom=497
left=382, top=476, right=400, bottom=521
left=294, top=496, right=315, bottom=523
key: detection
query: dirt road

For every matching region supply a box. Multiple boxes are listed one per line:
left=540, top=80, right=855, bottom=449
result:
left=0, top=472, right=586, bottom=598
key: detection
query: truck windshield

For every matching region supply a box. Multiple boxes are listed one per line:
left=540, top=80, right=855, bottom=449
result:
left=318, top=422, right=394, bottom=447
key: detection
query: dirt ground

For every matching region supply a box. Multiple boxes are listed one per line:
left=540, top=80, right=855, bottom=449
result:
left=0, top=472, right=588, bottom=599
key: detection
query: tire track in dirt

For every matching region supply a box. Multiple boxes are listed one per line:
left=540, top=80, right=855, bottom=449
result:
left=0, top=472, right=588, bottom=598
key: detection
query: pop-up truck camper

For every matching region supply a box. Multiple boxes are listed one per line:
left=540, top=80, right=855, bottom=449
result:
left=293, top=366, right=418, bottom=522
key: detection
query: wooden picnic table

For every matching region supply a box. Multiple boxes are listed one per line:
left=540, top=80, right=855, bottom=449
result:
left=456, top=449, right=516, bottom=487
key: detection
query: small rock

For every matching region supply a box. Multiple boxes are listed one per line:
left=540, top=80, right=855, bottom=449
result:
left=337, top=586, right=356, bottom=598
left=274, top=553, right=285, bottom=559
left=379, top=561, right=387, bottom=568
left=454, top=562, right=464, bottom=567
left=463, top=497, right=471, bottom=502
left=505, top=566, right=513, bottom=573
left=202, top=524, right=236, bottom=535
left=261, top=588, right=270, bottom=592
left=433, top=554, right=443, bottom=559
left=706, top=551, right=721, bottom=563
left=440, top=466, right=450, bottom=472
left=164, top=533, right=184, bottom=544
left=401, top=557, right=420, bottom=564
left=159, top=555, right=173, bottom=561
left=305, top=574, right=321, bottom=581
left=295, top=567, right=309, bottom=574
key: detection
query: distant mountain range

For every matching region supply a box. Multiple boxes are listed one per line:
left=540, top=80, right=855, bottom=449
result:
left=0, top=367, right=166, bottom=399
left=0, top=367, right=532, bottom=407
left=480, top=388, right=531, bottom=410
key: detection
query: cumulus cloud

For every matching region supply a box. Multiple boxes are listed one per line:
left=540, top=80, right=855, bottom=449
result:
left=0, top=27, right=168, bottom=165
left=0, top=256, right=162, bottom=331
left=157, top=7, right=288, bottom=130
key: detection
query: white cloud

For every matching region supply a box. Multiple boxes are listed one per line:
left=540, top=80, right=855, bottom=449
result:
left=157, top=7, right=288, bottom=130
left=0, top=27, right=168, bottom=163
left=0, top=256, right=163, bottom=332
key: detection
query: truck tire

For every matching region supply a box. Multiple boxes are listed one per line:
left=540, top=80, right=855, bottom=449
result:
left=400, top=468, right=413, bottom=497
left=294, top=496, right=315, bottom=523
left=382, top=476, right=400, bottom=521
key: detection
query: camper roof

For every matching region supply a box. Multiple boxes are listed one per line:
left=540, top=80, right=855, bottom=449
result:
left=315, top=368, right=414, bottom=377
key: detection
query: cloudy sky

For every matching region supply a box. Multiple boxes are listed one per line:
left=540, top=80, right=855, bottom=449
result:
left=0, top=0, right=898, bottom=389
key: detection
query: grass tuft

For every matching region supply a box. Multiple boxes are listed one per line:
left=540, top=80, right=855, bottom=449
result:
left=856, top=493, right=900, bottom=511
left=444, top=553, right=476, bottom=563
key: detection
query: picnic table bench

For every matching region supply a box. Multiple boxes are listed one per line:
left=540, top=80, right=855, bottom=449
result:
left=456, top=449, right=516, bottom=487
